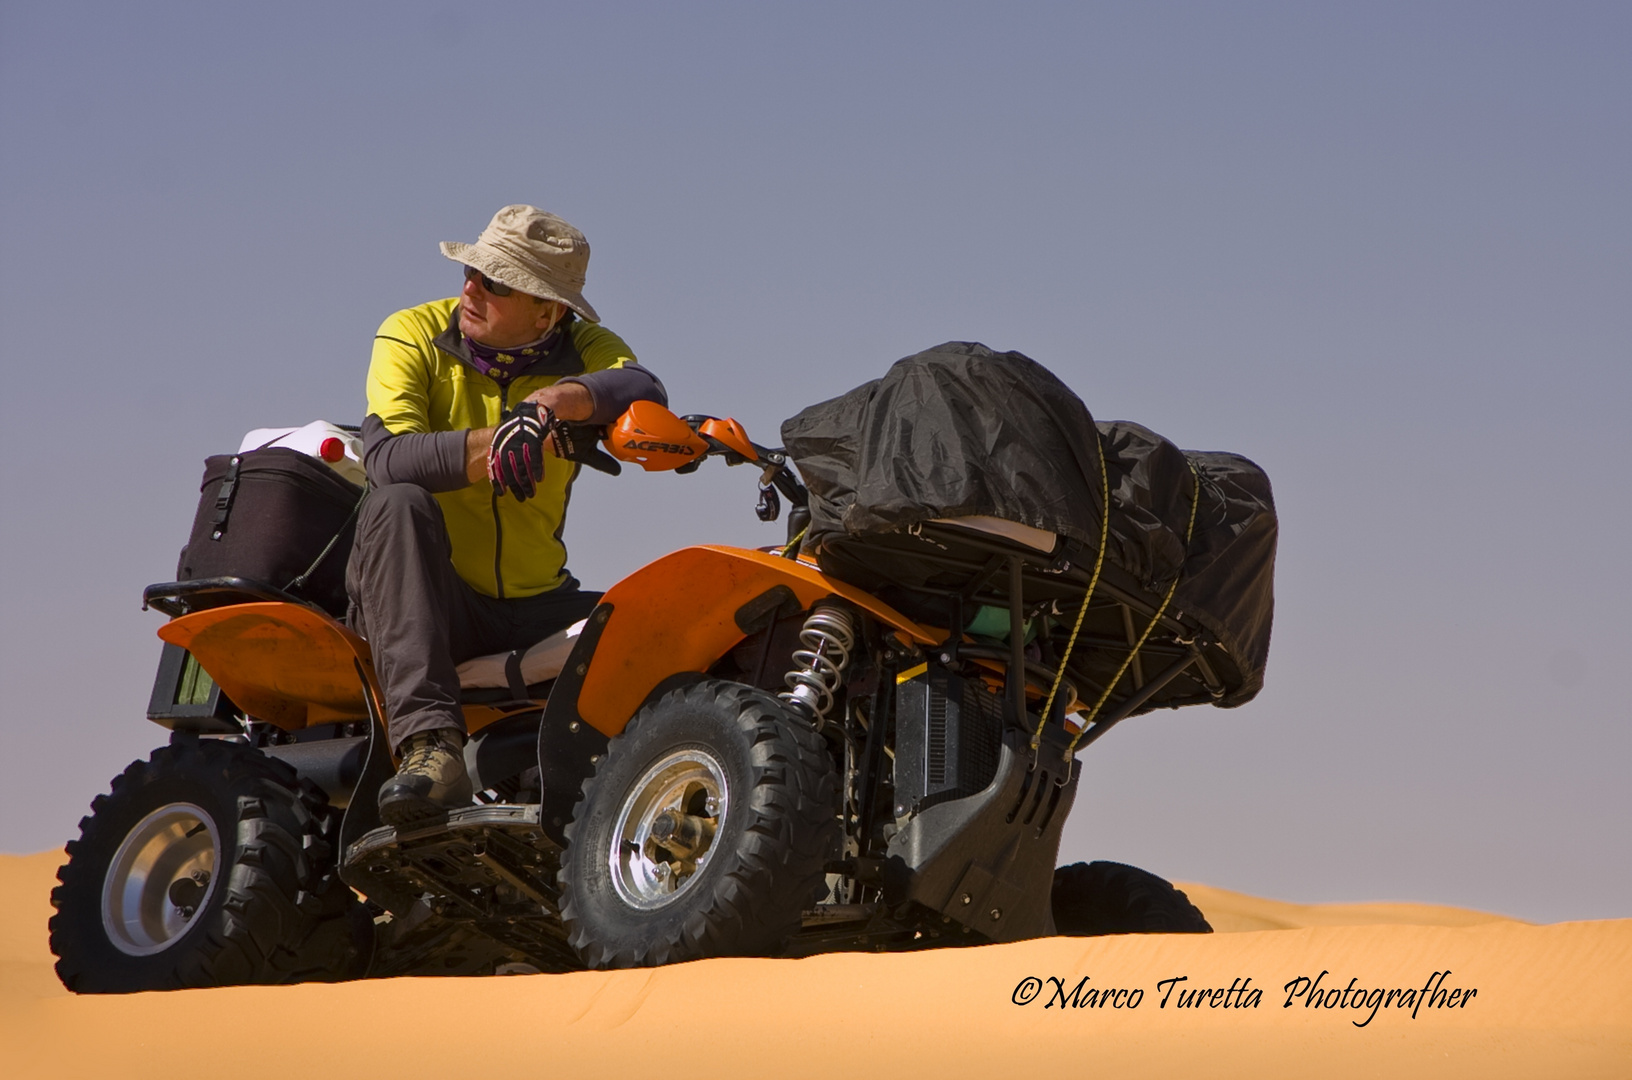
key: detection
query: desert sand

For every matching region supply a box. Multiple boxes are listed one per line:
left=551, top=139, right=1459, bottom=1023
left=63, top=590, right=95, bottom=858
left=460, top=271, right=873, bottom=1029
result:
left=3, top=851, right=1626, bottom=1079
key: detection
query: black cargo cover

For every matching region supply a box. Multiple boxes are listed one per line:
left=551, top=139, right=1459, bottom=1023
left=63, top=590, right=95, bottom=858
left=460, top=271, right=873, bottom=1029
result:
left=781, top=342, right=1277, bottom=706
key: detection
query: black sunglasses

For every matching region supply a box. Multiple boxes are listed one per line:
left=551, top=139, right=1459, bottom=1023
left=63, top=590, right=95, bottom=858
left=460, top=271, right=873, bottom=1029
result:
left=463, top=265, right=514, bottom=297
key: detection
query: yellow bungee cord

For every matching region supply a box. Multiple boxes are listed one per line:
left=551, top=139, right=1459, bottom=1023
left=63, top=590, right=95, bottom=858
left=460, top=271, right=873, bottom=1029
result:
left=1032, top=431, right=1111, bottom=752
left=1061, top=457, right=1201, bottom=761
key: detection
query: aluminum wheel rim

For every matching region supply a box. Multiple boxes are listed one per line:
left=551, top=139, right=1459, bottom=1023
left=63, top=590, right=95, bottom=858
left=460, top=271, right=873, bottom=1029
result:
left=609, top=749, right=729, bottom=911
left=100, top=802, right=221, bottom=956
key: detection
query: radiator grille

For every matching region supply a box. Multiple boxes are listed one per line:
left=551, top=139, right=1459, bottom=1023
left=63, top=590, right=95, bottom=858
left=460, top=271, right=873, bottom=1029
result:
left=896, top=668, right=1006, bottom=815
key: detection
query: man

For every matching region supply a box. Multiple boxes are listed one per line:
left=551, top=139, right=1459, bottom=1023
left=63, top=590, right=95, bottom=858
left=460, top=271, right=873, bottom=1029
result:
left=349, top=204, right=666, bottom=827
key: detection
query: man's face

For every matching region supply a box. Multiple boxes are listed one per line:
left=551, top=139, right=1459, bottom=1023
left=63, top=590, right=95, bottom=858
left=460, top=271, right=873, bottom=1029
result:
left=459, top=267, right=564, bottom=348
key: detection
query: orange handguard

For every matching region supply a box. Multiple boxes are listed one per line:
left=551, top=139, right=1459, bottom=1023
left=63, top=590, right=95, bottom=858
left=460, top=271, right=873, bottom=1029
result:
left=608, top=401, right=711, bottom=471
left=698, top=416, right=758, bottom=461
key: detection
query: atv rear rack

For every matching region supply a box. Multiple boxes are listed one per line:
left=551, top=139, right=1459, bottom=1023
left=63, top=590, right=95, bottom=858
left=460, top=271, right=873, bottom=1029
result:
left=143, top=576, right=311, bottom=617
left=821, top=522, right=1233, bottom=725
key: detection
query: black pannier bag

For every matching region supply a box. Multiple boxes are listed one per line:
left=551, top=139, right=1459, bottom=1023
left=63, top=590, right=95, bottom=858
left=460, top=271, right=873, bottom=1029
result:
left=781, top=342, right=1277, bottom=708
left=176, top=447, right=365, bottom=617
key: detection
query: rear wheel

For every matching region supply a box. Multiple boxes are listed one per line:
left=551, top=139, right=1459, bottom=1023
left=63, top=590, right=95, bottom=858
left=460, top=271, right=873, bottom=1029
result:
left=559, top=679, right=840, bottom=968
left=1051, top=860, right=1212, bottom=935
left=50, top=736, right=370, bottom=992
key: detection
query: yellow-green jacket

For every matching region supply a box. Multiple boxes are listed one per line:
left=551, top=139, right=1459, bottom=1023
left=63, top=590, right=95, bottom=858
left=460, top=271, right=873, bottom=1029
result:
left=363, top=297, right=663, bottom=598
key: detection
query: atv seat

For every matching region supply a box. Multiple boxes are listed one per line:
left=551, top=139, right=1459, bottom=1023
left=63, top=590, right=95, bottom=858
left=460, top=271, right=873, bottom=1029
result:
left=455, top=619, right=586, bottom=702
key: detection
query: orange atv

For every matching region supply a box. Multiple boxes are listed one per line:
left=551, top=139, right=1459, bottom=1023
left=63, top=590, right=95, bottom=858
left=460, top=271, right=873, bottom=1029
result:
left=51, top=371, right=1259, bottom=990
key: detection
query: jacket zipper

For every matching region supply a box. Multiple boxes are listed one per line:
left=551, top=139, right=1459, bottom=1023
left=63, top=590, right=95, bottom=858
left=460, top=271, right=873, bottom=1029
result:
left=492, top=384, right=508, bottom=599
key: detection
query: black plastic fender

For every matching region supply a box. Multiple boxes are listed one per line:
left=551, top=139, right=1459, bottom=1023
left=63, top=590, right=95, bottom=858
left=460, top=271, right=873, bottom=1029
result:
left=884, top=724, right=1079, bottom=942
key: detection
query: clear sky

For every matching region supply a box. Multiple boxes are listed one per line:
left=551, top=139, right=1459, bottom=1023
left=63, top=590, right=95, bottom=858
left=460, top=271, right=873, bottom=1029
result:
left=1, top=2, right=1627, bottom=921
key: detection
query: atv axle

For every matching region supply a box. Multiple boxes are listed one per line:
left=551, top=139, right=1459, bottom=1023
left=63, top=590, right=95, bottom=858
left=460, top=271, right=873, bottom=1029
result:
left=649, top=809, right=715, bottom=859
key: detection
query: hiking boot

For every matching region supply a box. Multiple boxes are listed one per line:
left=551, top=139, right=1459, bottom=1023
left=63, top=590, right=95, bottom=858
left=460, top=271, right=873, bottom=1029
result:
left=377, top=729, right=473, bottom=828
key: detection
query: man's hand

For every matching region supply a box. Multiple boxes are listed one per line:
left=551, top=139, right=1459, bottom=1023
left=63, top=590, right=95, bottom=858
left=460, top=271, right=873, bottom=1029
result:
left=548, top=420, right=623, bottom=476
left=523, top=382, right=594, bottom=422
left=463, top=383, right=616, bottom=489
left=523, top=381, right=620, bottom=474
left=487, top=403, right=548, bottom=500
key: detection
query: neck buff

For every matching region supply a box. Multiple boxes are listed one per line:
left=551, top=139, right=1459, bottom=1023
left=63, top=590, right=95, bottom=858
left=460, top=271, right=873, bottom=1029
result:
left=464, top=325, right=562, bottom=385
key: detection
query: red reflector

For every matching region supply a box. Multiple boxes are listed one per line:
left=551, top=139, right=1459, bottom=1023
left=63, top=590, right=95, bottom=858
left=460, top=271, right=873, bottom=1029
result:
left=319, top=437, right=345, bottom=462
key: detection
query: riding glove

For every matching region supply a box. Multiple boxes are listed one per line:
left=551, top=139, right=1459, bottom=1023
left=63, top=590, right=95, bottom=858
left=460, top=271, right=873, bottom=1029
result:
left=488, top=403, right=548, bottom=500
left=548, top=420, right=623, bottom=477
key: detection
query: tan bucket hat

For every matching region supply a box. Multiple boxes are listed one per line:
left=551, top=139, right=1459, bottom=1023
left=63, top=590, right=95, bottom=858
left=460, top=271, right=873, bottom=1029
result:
left=440, top=205, right=600, bottom=323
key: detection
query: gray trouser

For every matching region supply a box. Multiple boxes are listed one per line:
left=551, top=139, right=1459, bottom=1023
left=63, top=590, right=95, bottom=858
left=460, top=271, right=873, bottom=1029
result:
left=345, top=483, right=601, bottom=751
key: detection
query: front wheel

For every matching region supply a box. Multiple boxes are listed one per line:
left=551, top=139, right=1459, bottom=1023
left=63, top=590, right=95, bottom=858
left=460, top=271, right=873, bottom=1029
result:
left=1051, top=861, right=1213, bottom=936
left=50, top=737, right=370, bottom=992
left=559, top=679, right=840, bottom=968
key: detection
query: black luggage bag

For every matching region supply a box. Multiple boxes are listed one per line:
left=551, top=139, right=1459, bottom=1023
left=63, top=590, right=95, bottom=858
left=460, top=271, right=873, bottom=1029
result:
left=176, top=447, right=365, bottom=617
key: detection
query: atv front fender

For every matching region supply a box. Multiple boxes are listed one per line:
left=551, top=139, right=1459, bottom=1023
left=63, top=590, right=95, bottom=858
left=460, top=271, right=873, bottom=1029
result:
left=575, top=545, right=938, bottom=736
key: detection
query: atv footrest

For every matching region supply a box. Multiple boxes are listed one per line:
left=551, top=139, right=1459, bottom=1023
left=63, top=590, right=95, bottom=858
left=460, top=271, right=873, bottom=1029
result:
left=344, top=804, right=578, bottom=971
left=786, top=901, right=969, bottom=956
left=801, top=903, right=881, bottom=926
left=345, top=804, right=561, bottom=911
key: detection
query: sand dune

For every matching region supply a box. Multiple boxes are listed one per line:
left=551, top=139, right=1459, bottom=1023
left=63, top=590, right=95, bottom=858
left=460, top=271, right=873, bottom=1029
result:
left=1175, top=880, right=1526, bottom=932
left=4, top=851, right=1626, bottom=1079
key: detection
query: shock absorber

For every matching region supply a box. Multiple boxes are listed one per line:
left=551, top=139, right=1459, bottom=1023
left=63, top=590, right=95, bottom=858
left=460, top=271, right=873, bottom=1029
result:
left=779, top=602, right=858, bottom=728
